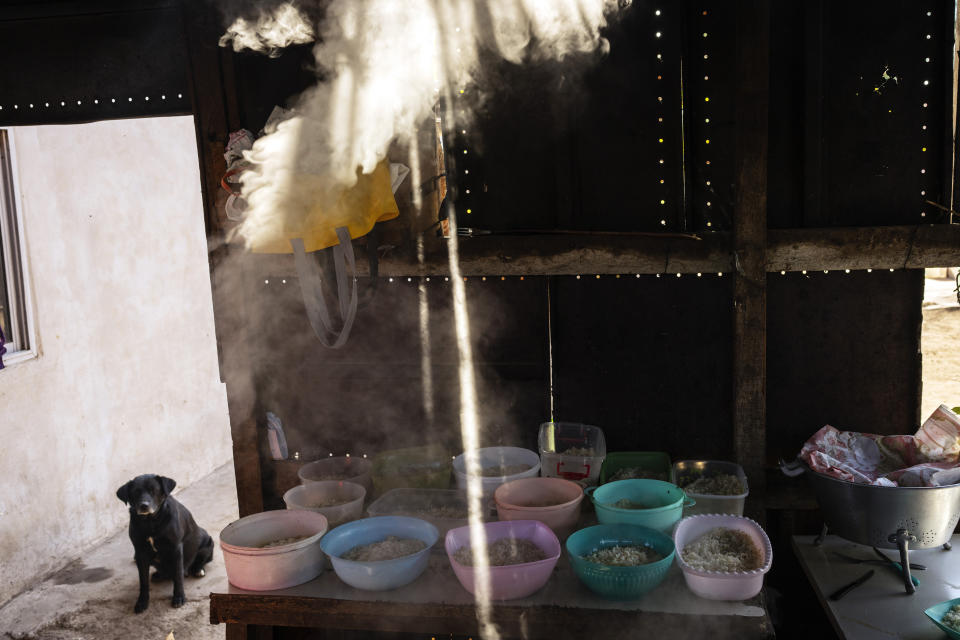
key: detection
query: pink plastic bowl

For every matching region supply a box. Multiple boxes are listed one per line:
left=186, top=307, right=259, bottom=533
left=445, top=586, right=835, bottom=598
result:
left=673, top=514, right=773, bottom=601
left=445, top=520, right=561, bottom=600
left=219, top=510, right=329, bottom=591
left=494, top=477, right=584, bottom=539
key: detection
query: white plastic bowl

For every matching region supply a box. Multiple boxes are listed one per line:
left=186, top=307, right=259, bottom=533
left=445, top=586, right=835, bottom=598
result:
left=673, top=514, right=772, bottom=601
left=283, top=480, right=366, bottom=527
left=453, top=447, right=541, bottom=495
left=219, top=510, right=328, bottom=591
left=298, top=456, right=373, bottom=496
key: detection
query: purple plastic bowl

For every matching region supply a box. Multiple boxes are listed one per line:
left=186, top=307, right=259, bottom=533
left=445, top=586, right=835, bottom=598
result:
left=445, top=520, right=561, bottom=600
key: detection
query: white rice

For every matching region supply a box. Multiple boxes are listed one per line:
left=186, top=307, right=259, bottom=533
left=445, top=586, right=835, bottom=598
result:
left=258, top=535, right=310, bottom=548
left=942, top=603, right=960, bottom=631
left=479, top=464, right=531, bottom=477
left=454, top=538, right=547, bottom=566
left=682, top=474, right=745, bottom=496
left=609, top=467, right=668, bottom=481
left=562, top=447, right=596, bottom=456
left=681, top=527, right=762, bottom=572
left=584, top=544, right=663, bottom=566
left=342, top=536, right=427, bottom=561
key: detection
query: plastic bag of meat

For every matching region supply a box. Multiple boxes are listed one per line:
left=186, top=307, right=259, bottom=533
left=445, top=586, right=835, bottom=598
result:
left=799, top=405, right=960, bottom=486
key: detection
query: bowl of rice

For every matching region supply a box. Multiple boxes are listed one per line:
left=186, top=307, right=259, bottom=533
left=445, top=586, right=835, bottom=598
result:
left=673, top=514, right=772, bottom=600
left=445, top=519, right=561, bottom=600
left=494, top=477, right=584, bottom=538
left=924, top=597, right=960, bottom=639
left=672, top=460, right=749, bottom=516
left=453, top=446, right=541, bottom=496
left=565, top=523, right=676, bottom=599
left=298, top=456, right=374, bottom=496
left=219, top=510, right=329, bottom=591
left=320, top=516, right=439, bottom=590
left=283, top=480, right=366, bottom=527
left=587, top=479, right=694, bottom=533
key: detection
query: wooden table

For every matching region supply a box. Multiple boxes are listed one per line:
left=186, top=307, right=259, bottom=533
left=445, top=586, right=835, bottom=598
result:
left=793, top=534, right=960, bottom=640
left=210, top=547, right=774, bottom=639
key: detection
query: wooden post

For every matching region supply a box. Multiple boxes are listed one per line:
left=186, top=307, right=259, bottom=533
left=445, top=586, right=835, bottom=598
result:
left=733, top=0, right=769, bottom=508
left=182, top=0, right=264, bottom=516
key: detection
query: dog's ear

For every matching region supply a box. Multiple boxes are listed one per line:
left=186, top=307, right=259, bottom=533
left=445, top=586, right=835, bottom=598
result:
left=116, top=480, right=132, bottom=504
left=158, top=476, right=176, bottom=496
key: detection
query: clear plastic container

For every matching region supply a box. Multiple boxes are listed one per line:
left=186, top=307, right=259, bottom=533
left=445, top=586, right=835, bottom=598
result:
left=538, top=422, right=607, bottom=486
left=371, top=445, right=452, bottom=497
left=672, top=460, right=749, bottom=516
left=367, top=488, right=471, bottom=538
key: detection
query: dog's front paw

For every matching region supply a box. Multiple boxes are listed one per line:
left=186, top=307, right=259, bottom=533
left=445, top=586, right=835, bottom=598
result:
left=171, top=594, right=186, bottom=608
left=134, top=597, right=149, bottom=613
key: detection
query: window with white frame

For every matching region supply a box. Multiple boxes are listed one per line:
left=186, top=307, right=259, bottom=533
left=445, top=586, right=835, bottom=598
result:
left=0, top=129, right=32, bottom=365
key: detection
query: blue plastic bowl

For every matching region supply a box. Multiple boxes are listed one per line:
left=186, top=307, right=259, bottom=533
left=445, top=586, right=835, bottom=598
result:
left=586, top=479, right=693, bottom=533
left=924, top=597, right=960, bottom=639
left=566, top=523, right=676, bottom=600
left=320, top=516, right=438, bottom=590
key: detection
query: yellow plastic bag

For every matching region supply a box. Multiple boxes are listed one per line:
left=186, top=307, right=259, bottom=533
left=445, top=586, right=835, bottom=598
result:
left=250, top=161, right=399, bottom=254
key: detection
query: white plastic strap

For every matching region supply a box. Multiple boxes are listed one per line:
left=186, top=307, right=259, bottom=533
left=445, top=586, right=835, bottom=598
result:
left=290, top=227, right=358, bottom=349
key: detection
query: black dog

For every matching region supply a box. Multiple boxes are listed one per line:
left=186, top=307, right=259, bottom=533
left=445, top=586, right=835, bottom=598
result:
left=116, top=474, right=213, bottom=613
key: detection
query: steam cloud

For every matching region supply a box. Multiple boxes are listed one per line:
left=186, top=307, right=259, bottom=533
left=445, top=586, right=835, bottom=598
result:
left=219, top=3, right=315, bottom=56
left=219, top=0, right=630, bottom=251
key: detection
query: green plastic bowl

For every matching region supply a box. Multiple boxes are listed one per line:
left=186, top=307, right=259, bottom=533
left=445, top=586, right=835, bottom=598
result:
left=924, top=597, right=960, bottom=639
left=599, top=452, right=673, bottom=484
left=566, top=523, right=675, bottom=599
left=586, top=479, right=693, bottom=533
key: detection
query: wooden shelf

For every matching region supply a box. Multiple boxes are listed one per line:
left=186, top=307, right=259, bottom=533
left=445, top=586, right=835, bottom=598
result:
left=245, top=224, right=960, bottom=277
left=210, top=551, right=774, bottom=639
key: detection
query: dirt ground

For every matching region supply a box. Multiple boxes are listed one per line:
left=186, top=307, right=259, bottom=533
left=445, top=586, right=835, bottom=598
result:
left=921, top=274, right=960, bottom=420
left=0, top=463, right=236, bottom=640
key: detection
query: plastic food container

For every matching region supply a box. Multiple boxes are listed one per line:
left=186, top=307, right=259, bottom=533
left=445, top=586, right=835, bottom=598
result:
left=452, top=446, right=541, bottom=496
left=538, top=422, right=606, bottom=486
left=924, top=597, right=960, bottom=639
left=367, top=488, right=471, bottom=538
left=672, top=460, right=749, bottom=516
left=445, top=519, right=561, bottom=600
left=600, top=452, right=673, bottom=484
left=565, top=523, right=675, bottom=600
left=298, top=456, right=374, bottom=496
left=586, top=479, right=693, bottom=533
left=283, top=480, right=366, bottom=527
left=372, top=445, right=452, bottom=497
left=494, top=477, right=584, bottom=539
left=673, top=514, right=773, bottom=601
left=320, top=516, right=439, bottom=591
left=219, top=510, right=328, bottom=591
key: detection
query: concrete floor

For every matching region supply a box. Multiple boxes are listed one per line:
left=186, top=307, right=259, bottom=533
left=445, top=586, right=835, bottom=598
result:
left=0, top=463, right=238, bottom=640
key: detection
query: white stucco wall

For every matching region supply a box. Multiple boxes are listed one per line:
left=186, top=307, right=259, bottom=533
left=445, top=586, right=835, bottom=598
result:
left=0, top=116, right=232, bottom=605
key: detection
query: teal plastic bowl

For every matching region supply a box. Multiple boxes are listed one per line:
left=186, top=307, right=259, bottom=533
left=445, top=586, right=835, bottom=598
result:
left=586, top=479, right=693, bottom=533
left=924, top=597, right=960, bottom=639
left=566, top=523, right=675, bottom=599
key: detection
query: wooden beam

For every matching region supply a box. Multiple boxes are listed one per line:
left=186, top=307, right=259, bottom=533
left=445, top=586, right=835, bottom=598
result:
left=183, top=1, right=264, bottom=517
left=243, top=224, right=960, bottom=277
left=732, top=0, right=770, bottom=508
left=769, top=223, right=960, bottom=271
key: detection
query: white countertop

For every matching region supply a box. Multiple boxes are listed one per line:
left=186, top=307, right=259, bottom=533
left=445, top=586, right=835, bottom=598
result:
left=793, top=534, right=960, bottom=640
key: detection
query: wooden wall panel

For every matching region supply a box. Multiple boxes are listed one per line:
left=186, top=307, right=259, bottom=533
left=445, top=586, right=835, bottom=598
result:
left=766, top=270, right=924, bottom=463
left=0, top=1, right=190, bottom=126
left=550, top=275, right=734, bottom=459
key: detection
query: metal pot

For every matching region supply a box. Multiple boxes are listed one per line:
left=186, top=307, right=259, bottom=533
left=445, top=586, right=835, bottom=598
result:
left=781, top=459, right=960, bottom=594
